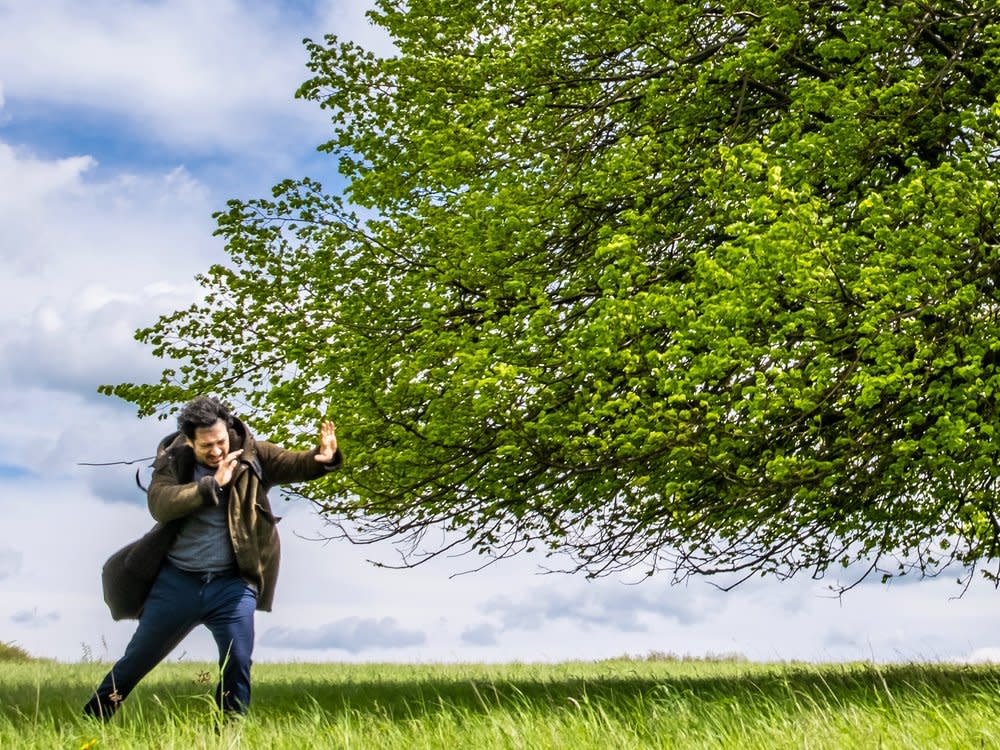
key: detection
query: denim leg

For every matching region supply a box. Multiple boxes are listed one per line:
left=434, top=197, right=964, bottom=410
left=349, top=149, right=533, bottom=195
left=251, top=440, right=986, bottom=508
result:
left=83, top=564, right=200, bottom=719
left=202, top=575, right=257, bottom=714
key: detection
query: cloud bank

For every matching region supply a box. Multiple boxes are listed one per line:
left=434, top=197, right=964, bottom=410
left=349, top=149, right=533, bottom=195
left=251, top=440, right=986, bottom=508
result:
left=482, top=582, right=724, bottom=634
left=262, top=616, right=427, bottom=653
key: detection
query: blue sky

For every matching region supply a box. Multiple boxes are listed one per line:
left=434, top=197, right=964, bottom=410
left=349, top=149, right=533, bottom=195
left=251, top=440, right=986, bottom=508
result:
left=2, top=0, right=1000, bottom=666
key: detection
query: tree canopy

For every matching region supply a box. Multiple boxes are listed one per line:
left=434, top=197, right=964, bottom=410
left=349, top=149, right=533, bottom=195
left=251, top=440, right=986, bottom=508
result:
left=107, top=0, right=1000, bottom=587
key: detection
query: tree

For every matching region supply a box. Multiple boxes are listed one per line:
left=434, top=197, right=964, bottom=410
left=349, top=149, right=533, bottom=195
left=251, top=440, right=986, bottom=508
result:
left=106, top=0, right=1000, bottom=588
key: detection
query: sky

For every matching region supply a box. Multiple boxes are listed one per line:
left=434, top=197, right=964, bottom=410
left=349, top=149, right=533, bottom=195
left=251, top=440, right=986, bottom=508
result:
left=2, top=0, right=1000, bottom=668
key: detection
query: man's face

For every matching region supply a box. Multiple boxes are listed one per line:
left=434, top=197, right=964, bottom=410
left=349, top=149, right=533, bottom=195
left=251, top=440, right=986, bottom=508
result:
left=188, top=419, right=230, bottom=468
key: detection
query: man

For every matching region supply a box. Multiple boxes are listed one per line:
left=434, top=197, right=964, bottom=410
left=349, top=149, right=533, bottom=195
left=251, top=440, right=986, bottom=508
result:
left=83, top=396, right=342, bottom=719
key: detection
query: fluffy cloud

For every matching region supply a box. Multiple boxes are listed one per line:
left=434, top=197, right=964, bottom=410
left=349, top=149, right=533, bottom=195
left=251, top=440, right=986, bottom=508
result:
left=824, top=629, right=864, bottom=650
left=0, top=0, right=390, bottom=157
left=261, top=616, right=427, bottom=652
left=0, top=0, right=311, bottom=154
left=0, top=548, right=21, bottom=580
left=77, top=455, right=157, bottom=506
left=0, top=142, right=216, bottom=271
left=0, top=139, right=217, bottom=420
left=482, top=581, right=724, bottom=634
left=0, top=289, right=193, bottom=400
left=460, top=623, right=500, bottom=647
left=964, top=647, right=1000, bottom=663
left=0, top=138, right=214, bottom=478
left=10, top=609, right=60, bottom=628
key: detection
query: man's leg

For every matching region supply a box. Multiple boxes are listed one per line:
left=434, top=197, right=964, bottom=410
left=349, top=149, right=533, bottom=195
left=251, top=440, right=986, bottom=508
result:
left=202, top=574, right=257, bottom=715
left=83, top=564, right=200, bottom=719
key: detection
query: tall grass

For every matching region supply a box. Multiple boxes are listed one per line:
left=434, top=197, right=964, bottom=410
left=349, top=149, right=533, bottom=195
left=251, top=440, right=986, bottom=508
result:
left=1, top=658, right=998, bottom=748
left=0, top=642, right=33, bottom=663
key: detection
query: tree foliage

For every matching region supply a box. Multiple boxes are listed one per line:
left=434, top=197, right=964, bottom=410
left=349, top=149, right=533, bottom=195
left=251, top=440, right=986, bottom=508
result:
left=107, top=0, right=1000, bottom=586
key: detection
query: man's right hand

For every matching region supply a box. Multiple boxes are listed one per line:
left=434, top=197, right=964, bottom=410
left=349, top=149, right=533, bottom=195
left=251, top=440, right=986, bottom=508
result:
left=215, top=449, right=244, bottom=487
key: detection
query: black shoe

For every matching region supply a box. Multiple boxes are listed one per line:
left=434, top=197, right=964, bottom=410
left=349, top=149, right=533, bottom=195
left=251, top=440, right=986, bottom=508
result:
left=82, top=693, right=120, bottom=721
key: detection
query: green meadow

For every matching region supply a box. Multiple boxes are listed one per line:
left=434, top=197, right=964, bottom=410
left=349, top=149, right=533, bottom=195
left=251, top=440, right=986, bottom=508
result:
left=2, top=649, right=1000, bottom=749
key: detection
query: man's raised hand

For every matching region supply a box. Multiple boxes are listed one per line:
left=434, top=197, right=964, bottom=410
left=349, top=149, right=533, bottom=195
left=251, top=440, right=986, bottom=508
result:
left=215, top=449, right=244, bottom=487
left=314, top=421, right=338, bottom=463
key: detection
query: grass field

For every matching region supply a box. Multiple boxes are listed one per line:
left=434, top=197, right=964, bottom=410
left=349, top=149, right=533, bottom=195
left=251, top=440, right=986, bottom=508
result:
left=1, top=654, right=999, bottom=749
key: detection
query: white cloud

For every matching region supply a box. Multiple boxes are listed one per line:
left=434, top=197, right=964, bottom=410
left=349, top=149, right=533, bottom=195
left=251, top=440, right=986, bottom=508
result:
left=10, top=609, right=60, bottom=628
left=262, top=616, right=427, bottom=652
left=0, top=386, right=169, bottom=491
left=0, top=547, right=21, bottom=580
left=963, top=647, right=1000, bottom=664
left=0, top=143, right=97, bottom=270
left=1, top=0, right=306, bottom=152
left=0, top=141, right=217, bottom=288
left=314, top=0, right=395, bottom=56
left=1, top=288, right=189, bottom=398
left=0, top=139, right=219, bottom=481
left=0, top=139, right=216, bottom=388
left=0, top=0, right=386, bottom=155
left=79, top=458, right=156, bottom=507
left=481, top=580, right=723, bottom=634
left=460, top=623, right=500, bottom=647
left=2, top=143, right=210, bottom=244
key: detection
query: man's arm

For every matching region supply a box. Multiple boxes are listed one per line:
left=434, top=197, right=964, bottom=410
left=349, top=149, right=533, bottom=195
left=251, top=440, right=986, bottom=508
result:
left=148, top=470, right=214, bottom=522
left=146, top=448, right=241, bottom=522
left=258, top=421, right=343, bottom=486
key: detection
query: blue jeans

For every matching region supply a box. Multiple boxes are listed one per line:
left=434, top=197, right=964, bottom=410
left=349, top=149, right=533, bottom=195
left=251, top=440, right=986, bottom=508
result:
left=83, top=561, right=257, bottom=719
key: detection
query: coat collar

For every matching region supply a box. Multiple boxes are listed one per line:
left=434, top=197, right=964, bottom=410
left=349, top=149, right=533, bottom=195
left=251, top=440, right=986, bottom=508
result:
left=155, top=418, right=260, bottom=478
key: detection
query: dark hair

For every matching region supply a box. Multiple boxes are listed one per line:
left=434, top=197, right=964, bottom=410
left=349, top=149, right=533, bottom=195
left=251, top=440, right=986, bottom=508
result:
left=177, top=396, right=233, bottom=439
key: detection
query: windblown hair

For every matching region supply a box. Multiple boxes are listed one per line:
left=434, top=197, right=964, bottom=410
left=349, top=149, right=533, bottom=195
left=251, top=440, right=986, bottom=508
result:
left=177, top=396, right=234, bottom=439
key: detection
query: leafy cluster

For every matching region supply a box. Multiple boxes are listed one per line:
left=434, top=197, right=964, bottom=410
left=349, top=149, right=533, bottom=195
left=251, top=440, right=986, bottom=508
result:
left=107, top=1, right=1000, bottom=586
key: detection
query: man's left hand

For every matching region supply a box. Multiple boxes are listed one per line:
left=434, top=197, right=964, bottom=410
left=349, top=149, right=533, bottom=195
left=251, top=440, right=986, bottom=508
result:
left=314, top=420, right=338, bottom=463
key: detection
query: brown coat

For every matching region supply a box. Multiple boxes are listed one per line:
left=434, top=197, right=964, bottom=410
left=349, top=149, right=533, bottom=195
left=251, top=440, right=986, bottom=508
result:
left=147, top=419, right=342, bottom=611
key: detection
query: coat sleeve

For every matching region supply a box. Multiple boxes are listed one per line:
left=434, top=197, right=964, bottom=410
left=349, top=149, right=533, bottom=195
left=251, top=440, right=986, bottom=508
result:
left=147, top=455, right=219, bottom=522
left=256, top=441, right=343, bottom=487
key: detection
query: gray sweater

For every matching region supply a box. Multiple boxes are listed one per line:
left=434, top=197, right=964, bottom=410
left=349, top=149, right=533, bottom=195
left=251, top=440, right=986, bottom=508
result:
left=166, top=462, right=235, bottom=573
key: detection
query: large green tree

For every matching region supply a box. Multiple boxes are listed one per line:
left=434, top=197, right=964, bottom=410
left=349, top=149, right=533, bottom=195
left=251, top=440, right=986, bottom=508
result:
left=109, top=0, right=1000, bottom=587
